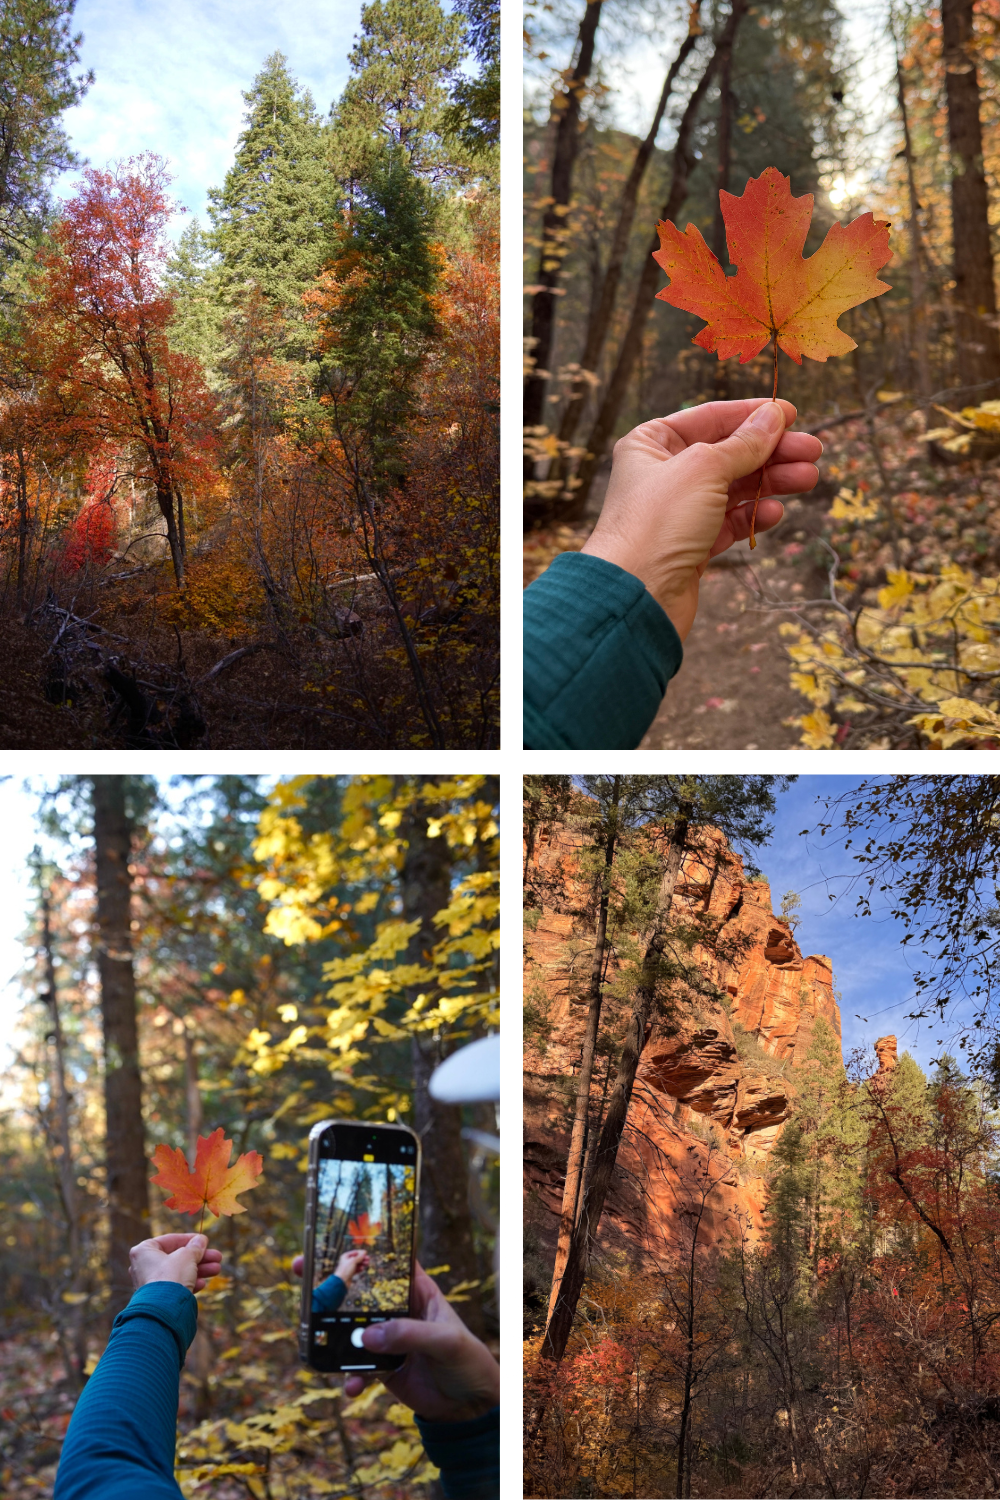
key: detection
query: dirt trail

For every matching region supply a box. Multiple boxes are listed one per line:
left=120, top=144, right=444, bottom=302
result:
left=524, top=490, right=830, bottom=749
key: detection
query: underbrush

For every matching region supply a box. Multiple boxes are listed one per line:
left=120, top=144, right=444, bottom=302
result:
left=774, top=401, right=1000, bottom=748
left=0, top=554, right=499, bottom=748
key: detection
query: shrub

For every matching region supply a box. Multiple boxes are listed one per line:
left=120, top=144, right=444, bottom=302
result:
left=731, top=1021, right=789, bottom=1079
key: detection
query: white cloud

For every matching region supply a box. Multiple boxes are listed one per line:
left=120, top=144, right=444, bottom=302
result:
left=54, top=0, right=367, bottom=237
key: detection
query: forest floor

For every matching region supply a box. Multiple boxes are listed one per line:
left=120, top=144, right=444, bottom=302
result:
left=524, top=408, right=1000, bottom=749
left=0, top=1284, right=464, bottom=1498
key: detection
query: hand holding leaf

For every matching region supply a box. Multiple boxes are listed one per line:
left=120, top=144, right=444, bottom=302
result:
left=653, top=166, right=892, bottom=544
left=151, top=1127, right=264, bottom=1231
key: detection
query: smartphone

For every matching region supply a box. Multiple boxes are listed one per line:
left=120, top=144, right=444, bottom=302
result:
left=299, top=1119, right=420, bottom=1373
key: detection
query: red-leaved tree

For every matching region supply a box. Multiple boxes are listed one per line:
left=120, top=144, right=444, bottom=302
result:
left=27, top=154, right=218, bottom=587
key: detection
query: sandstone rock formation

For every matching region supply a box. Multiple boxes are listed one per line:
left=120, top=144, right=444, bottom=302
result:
left=524, top=817, right=844, bottom=1270
left=875, top=1035, right=898, bottom=1074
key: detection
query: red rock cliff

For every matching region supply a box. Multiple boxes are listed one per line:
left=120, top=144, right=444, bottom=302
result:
left=524, top=818, right=843, bottom=1268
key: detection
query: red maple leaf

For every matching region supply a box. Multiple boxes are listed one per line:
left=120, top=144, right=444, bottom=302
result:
left=347, top=1212, right=382, bottom=1247
left=653, top=166, right=892, bottom=365
left=150, top=1128, right=263, bottom=1223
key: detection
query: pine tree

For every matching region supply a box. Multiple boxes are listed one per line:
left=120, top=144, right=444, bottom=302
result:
left=0, top=0, right=92, bottom=264
left=444, top=0, right=500, bottom=155
left=312, top=142, right=439, bottom=487
left=163, top=219, right=227, bottom=381
left=331, top=0, right=464, bottom=185
left=208, top=53, right=334, bottom=313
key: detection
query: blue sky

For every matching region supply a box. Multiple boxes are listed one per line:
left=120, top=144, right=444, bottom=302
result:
left=757, top=777, right=963, bottom=1077
left=54, top=0, right=367, bottom=237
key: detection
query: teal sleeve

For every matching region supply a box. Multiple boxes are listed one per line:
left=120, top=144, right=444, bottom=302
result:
left=523, top=551, right=682, bottom=749
left=415, top=1405, right=499, bottom=1499
left=312, top=1273, right=347, bottom=1314
left=54, top=1282, right=197, bottom=1500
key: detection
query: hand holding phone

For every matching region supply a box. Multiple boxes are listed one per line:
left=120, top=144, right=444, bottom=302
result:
left=300, top=1120, right=420, bottom=1373
left=293, top=1256, right=500, bottom=1423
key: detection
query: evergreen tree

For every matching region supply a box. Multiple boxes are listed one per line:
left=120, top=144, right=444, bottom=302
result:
left=0, top=0, right=92, bottom=267
left=163, top=218, right=227, bottom=380
left=313, top=142, right=439, bottom=486
left=208, top=53, right=334, bottom=312
left=444, top=0, right=500, bottom=155
left=331, top=0, right=464, bottom=185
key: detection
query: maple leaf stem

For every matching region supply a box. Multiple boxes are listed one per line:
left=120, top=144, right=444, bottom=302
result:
left=749, top=332, right=779, bottom=551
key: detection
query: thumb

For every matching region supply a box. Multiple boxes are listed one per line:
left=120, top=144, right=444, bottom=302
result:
left=710, top=401, right=786, bottom=483
left=362, top=1316, right=464, bottom=1360
left=187, top=1234, right=208, bottom=1257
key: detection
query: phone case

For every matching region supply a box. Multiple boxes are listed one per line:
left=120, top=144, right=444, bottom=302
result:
left=298, top=1118, right=421, bottom=1372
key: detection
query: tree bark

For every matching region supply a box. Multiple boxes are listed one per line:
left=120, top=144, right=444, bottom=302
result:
left=541, top=804, right=691, bottom=1363
left=402, top=800, right=485, bottom=1337
left=523, top=0, right=605, bottom=450
left=184, top=1022, right=202, bottom=1166
left=711, top=9, right=737, bottom=402
left=894, top=43, right=930, bottom=400
left=546, top=775, right=620, bottom=1323
left=92, top=777, right=149, bottom=1317
left=541, top=13, right=703, bottom=523
left=39, top=872, right=87, bottom=1388
left=941, top=0, right=1000, bottom=390
left=573, top=1, right=745, bottom=510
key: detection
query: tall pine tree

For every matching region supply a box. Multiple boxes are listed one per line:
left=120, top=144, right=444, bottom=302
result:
left=163, top=218, right=227, bottom=381
left=331, top=0, right=463, bottom=185
left=208, top=53, right=334, bottom=312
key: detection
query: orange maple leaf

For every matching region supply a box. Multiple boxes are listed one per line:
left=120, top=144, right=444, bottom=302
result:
left=347, top=1212, right=381, bottom=1247
left=653, top=166, right=892, bottom=365
left=150, top=1128, right=264, bottom=1220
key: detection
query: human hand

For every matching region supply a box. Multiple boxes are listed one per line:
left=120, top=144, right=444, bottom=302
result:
left=580, top=397, right=822, bottom=641
left=129, top=1233, right=222, bottom=1294
left=334, top=1249, right=370, bottom=1284
left=292, top=1257, right=499, bottom=1423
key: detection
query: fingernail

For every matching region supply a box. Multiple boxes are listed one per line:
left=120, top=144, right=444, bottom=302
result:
left=750, top=402, right=784, bottom=434
left=191, top=1235, right=207, bottom=1251
left=817, top=440, right=824, bottom=454
left=363, top=1325, right=386, bottom=1350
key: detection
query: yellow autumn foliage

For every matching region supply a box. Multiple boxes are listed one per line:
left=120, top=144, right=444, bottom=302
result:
left=782, top=561, right=1000, bottom=748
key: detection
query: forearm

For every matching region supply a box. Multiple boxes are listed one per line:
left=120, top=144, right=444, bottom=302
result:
left=415, top=1406, right=500, bottom=1500
left=523, top=551, right=682, bottom=749
left=54, top=1283, right=196, bottom=1500
left=312, top=1273, right=347, bottom=1314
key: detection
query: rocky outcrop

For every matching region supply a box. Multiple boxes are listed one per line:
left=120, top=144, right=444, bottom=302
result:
left=524, top=817, right=844, bottom=1268
left=875, top=1035, right=898, bottom=1074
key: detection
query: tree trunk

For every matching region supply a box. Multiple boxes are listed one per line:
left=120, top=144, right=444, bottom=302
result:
left=546, top=776, right=620, bottom=1322
left=92, top=777, right=149, bottom=1317
left=711, top=10, right=738, bottom=402
left=541, top=13, right=703, bottom=522
left=184, top=1023, right=202, bottom=1166
left=941, top=0, right=1000, bottom=390
left=541, top=805, right=691, bottom=1363
left=574, top=1, right=744, bottom=509
left=15, top=443, right=28, bottom=613
left=523, top=0, right=605, bottom=450
left=39, top=875, right=86, bottom=1389
left=402, top=800, right=485, bottom=1337
left=894, top=44, right=930, bottom=400
left=157, top=485, right=186, bottom=588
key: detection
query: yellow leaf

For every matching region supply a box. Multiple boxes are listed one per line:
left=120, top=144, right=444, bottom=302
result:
left=877, top=570, right=914, bottom=610
left=62, top=1291, right=88, bottom=1304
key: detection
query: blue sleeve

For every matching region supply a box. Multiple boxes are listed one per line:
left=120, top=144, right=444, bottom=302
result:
left=523, top=551, right=682, bottom=749
left=415, top=1406, right=499, bottom=1500
left=54, top=1282, right=197, bottom=1500
left=311, top=1273, right=347, bottom=1314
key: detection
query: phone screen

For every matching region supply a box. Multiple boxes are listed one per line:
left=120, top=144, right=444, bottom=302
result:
left=301, top=1121, right=419, bottom=1373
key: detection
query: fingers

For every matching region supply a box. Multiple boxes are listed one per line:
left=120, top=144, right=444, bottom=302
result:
left=137, top=1233, right=209, bottom=1254
left=653, top=397, right=800, bottom=451
left=727, top=459, right=820, bottom=506
left=708, top=497, right=785, bottom=558
left=361, top=1314, right=466, bottom=1360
